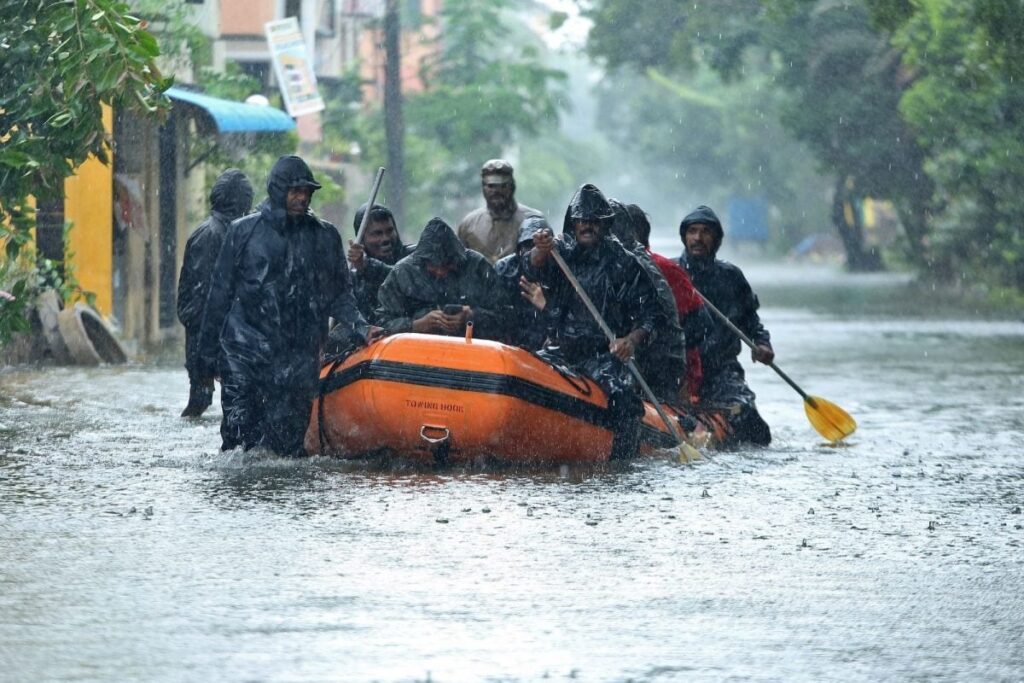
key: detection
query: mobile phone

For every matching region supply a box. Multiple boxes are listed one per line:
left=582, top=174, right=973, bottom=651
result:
left=442, top=304, right=462, bottom=316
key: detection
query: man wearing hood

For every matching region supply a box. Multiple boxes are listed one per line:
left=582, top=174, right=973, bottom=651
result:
left=678, top=205, right=773, bottom=445
left=456, top=159, right=542, bottom=263
left=197, top=155, right=379, bottom=456
left=346, top=202, right=414, bottom=322
left=376, top=217, right=507, bottom=341
left=626, top=203, right=712, bottom=404
left=176, top=168, right=253, bottom=418
left=494, top=214, right=560, bottom=350
left=607, top=199, right=687, bottom=403
left=529, top=184, right=668, bottom=460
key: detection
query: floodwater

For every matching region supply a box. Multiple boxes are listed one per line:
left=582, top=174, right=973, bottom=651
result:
left=2, top=263, right=1022, bottom=682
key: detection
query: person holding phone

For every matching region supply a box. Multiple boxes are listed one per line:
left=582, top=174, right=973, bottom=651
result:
left=375, top=217, right=508, bottom=340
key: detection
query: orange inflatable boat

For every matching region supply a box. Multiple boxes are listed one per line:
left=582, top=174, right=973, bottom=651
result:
left=305, top=332, right=725, bottom=464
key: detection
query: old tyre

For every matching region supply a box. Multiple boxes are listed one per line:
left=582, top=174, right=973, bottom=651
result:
left=56, top=303, right=128, bottom=365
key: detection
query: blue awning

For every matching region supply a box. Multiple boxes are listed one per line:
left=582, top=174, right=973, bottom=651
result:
left=166, top=87, right=295, bottom=134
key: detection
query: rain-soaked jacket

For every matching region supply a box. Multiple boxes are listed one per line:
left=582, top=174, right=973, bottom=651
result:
left=493, top=215, right=560, bottom=350
left=528, top=184, right=668, bottom=459
left=608, top=200, right=686, bottom=401
left=197, top=156, right=368, bottom=455
left=376, top=218, right=508, bottom=340
left=350, top=203, right=414, bottom=322
left=177, top=168, right=253, bottom=380
left=533, top=187, right=665, bottom=361
left=678, top=205, right=771, bottom=444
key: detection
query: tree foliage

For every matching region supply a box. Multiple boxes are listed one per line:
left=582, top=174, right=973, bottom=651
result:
left=0, top=0, right=169, bottom=258
left=582, top=0, right=931, bottom=270
left=582, top=0, right=1024, bottom=291
left=402, top=0, right=568, bottom=216
left=0, top=0, right=169, bottom=343
left=882, top=0, right=1024, bottom=290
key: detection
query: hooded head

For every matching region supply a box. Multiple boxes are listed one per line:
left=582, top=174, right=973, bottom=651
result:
left=679, top=205, right=724, bottom=259
left=414, top=218, right=467, bottom=276
left=266, top=155, right=322, bottom=212
left=209, top=168, right=254, bottom=221
left=516, top=214, right=550, bottom=254
left=626, top=204, right=652, bottom=249
left=562, top=184, right=614, bottom=250
left=352, top=203, right=396, bottom=235
left=607, top=199, right=638, bottom=249
left=353, top=203, right=405, bottom=263
left=562, top=184, right=615, bottom=232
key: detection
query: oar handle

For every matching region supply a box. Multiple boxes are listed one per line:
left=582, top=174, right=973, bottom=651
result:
left=549, top=247, right=690, bottom=452
left=696, top=291, right=810, bottom=401
left=354, top=166, right=386, bottom=245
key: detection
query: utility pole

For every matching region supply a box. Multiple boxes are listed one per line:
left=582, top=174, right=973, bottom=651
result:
left=383, top=0, right=405, bottom=226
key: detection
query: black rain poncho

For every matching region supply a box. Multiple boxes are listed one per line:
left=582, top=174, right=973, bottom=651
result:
left=375, top=218, right=508, bottom=340
left=493, top=215, right=560, bottom=350
left=608, top=199, right=686, bottom=401
left=678, top=205, right=772, bottom=445
left=197, top=156, right=369, bottom=455
left=528, top=184, right=669, bottom=459
left=177, top=168, right=253, bottom=381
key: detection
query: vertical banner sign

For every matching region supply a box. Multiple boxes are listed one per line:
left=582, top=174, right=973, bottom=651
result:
left=265, top=17, right=325, bottom=117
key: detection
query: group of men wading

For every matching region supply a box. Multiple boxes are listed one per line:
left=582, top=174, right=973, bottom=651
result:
left=177, top=155, right=774, bottom=459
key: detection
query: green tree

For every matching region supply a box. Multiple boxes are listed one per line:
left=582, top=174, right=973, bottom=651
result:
left=0, top=0, right=168, bottom=341
left=403, top=0, right=568, bottom=216
left=878, top=0, right=1024, bottom=292
left=581, top=0, right=935, bottom=271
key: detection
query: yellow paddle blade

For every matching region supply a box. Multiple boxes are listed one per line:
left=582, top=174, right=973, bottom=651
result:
left=804, top=395, right=857, bottom=443
left=677, top=440, right=703, bottom=464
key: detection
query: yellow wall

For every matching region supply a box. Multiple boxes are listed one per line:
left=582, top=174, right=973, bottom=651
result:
left=64, top=105, right=114, bottom=316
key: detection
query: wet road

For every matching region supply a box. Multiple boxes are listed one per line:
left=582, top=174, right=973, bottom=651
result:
left=2, top=263, right=1023, bottom=682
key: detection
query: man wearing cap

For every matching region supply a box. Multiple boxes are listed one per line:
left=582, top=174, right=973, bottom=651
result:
left=456, top=159, right=542, bottom=263
left=678, top=205, right=773, bottom=445
left=197, top=155, right=381, bottom=457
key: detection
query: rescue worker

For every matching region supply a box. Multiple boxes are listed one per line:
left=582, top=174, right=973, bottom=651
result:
left=346, top=202, right=413, bottom=322
left=456, top=159, right=542, bottom=263
left=678, top=205, right=773, bottom=445
left=626, top=203, right=711, bottom=403
left=197, top=155, right=380, bottom=457
left=529, top=184, right=668, bottom=460
left=494, top=214, right=559, bottom=350
left=376, top=217, right=508, bottom=341
left=607, top=199, right=687, bottom=403
left=176, top=168, right=253, bottom=418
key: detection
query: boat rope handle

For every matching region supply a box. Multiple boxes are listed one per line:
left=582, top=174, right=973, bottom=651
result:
left=419, top=425, right=451, bottom=444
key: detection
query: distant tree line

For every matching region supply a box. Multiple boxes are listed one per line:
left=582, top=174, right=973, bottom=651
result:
left=581, top=0, right=1024, bottom=295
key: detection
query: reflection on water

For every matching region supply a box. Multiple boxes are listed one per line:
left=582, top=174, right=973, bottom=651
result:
left=2, top=265, right=1022, bottom=682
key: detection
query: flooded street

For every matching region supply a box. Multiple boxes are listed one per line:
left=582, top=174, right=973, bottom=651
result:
left=2, top=264, right=1022, bottom=682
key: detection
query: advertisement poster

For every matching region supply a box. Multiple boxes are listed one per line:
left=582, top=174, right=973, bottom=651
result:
left=265, top=17, right=325, bottom=118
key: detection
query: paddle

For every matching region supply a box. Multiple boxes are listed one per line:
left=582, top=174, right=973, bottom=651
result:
left=694, top=291, right=857, bottom=443
left=547, top=245, right=702, bottom=463
left=353, top=166, right=387, bottom=244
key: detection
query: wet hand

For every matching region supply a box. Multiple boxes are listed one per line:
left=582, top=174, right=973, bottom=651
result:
left=610, top=336, right=636, bottom=363
left=533, top=228, right=554, bottom=253
left=412, top=310, right=447, bottom=333
left=365, top=326, right=385, bottom=343
left=347, top=240, right=366, bottom=271
left=752, top=344, right=775, bottom=365
left=519, top=276, right=546, bottom=311
left=440, top=305, right=471, bottom=333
